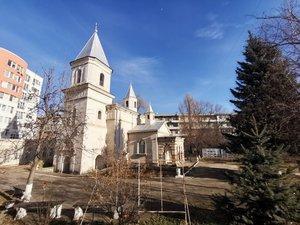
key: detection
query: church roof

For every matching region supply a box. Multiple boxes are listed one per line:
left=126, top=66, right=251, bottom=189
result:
left=75, top=26, right=109, bottom=66
left=128, top=121, right=165, bottom=133
left=125, top=83, right=136, bottom=98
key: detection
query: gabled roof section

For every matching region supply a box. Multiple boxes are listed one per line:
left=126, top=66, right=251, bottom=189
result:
left=128, top=121, right=165, bottom=133
left=75, top=27, right=109, bottom=66
left=125, top=83, right=137, bottom=99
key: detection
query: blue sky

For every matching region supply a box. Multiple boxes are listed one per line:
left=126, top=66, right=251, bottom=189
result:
left=0, top=0, right=283, bottom=113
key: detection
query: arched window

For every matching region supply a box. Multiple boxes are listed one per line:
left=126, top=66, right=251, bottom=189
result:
left=126, top=101, right=129, bottom=107
left=100, top=73, right=104, bottom=86
left=98, top=111, right=102, bottom=120
left=134, top=101, right=137, bottom=108
left=76, top=69, right=82, bottom=83
left=138, top=140, right=145, bottom=154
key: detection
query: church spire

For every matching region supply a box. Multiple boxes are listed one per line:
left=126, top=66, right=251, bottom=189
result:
left=147, top=102, right=154, bottom=113
left=125, top=83, right=137, bottom=99
left=75, top=24, right=109, bottom=66
left=145, top=102, right=155, bottom=124
left=124, top=83, right=138, bottom=112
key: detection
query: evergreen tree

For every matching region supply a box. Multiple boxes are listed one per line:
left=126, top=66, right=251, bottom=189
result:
left=214, top=120, right=299, bottom=224
left=227, top=33, right=299, bottom=154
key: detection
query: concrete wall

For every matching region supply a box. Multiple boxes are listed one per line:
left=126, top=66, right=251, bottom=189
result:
left=106, top=104, right=138, bottom=156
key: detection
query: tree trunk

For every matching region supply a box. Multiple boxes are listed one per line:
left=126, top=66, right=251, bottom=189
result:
left=22, top=157, right=39, bottom=202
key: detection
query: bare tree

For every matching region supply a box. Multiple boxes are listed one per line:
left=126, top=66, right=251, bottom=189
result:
left=258, top=0, right=300, bottom=72
left=85, top=156, right=140, bottom=225
left=258, top=0, right=300, bottom=155
left=136, top=95, right=148, bottom=113
left=20, top=69, right=85, bottom=202
left=179, top=94, right=226, bottom=157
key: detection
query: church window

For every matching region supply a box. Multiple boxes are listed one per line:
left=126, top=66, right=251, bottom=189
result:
left=76, top=69, right=82, bottom=83
left=134, top=101, right=137, bottom=108
left=72, top=108, right=76, bottom=124
left=147, top=115, right=150, bottom=119
left=138, top=140, right=145, bottom=154
left=126, top=101, right=129, bottom=107
left=98, top=111, right=102, bottom=120
left=100, top=73, right=104, bottom=86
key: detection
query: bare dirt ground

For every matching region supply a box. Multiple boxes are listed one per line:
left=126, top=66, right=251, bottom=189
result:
left=0, top=161, right=235, bottom=224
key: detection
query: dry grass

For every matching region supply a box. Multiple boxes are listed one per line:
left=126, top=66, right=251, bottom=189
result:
left=0, top=162, right=235, bottom=224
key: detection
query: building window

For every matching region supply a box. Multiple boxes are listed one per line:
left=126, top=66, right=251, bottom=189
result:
left=7, top=60, right=13, bottom=67
left=0, top=92, right=3, bottom=99
left=4, top=70, right=11, bottom=78
left=76, top=69, right=82, bottom=83
left=126, top=101, right=129, bottom=107
left=16, top=65, right=23, bottom=73
left=1, top=104, right=6, bottom=111
left=33, top=79, right=40, bottom=85
left=13, top=75, right=21, bottom=82
left=8, top=106, right=14, bottom=113
left=134, top=101, right=137, bottom=108
left=98, top=111, right=102, bottom=120
left=99, top=73, right=104, bottom=86
left=147, top=115, right=150, bottom=119
left=17, top=102, right=25, bottom=109
left=25, top=75, right=30, bottom=82
left=16, top=111, right=24, bottom=119
left=7, top=60, right=16, bottom=69
left=138, top=140, right=145, bottom=154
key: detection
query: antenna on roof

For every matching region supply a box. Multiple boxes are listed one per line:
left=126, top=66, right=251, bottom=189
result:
left=94, top=22, right=98, bottom=33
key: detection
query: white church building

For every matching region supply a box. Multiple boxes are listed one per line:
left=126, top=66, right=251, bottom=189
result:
left=53, top=26, right=185, bottom=174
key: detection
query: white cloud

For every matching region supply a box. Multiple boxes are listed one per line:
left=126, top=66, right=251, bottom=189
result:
left=116, top=57, right=159, bottom=84
left=195, top=22, right=224, bottom=40
left=195, top=12, right=246, bottom=40
left=206, top=13, right=218, bottom=21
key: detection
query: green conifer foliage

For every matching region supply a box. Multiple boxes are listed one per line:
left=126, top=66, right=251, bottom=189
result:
left=227, top=34, right=299, bottom=154
left=216, top=120, right=299, bottom=225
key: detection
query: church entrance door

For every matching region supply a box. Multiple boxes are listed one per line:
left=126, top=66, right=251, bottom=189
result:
left=63, top=156, right=71, bottom=173
left=165, top=150, right=171, bottom=164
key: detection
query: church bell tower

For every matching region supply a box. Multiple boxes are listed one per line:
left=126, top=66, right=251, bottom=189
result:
left=63, top=24, right=114, bottom=174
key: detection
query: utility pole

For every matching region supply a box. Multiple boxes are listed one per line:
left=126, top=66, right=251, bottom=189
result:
left=160, top=158, right=163, bottom=212
left=181, top=158, right=200, bottom=225
left=138, top=159, right=141, bottom=208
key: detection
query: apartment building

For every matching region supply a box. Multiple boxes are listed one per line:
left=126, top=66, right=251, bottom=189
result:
left=155, top=113, right=233, bottom=135
left=0, top=48, right=43, bottom=139
left=155, top=114, right=181, bottom=134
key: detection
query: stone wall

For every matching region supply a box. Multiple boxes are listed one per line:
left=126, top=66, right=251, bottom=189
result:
left=127, top=131, right=158, bottom=164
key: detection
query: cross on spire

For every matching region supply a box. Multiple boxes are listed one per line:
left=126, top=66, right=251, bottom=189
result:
left=94, top=22, right=98, bottom=33
left=75, top=22, right=109, bottom=66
